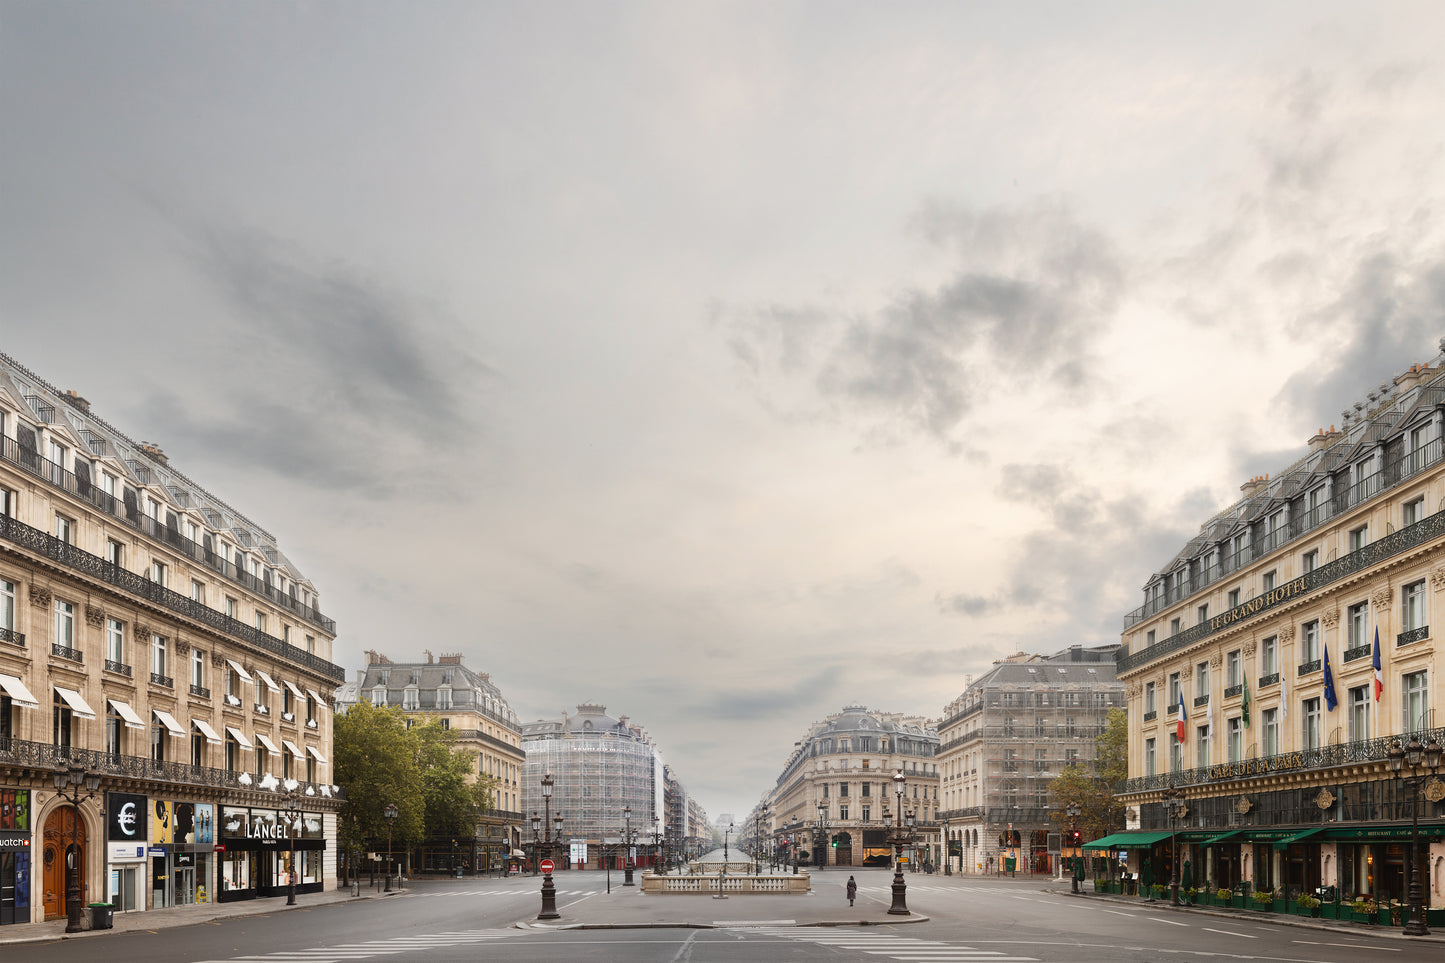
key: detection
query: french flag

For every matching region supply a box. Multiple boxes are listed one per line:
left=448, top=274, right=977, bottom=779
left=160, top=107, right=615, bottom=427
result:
left=1373, top=626, right=1384, bottom=701
left=1177, top=692, right=1188, bottom=743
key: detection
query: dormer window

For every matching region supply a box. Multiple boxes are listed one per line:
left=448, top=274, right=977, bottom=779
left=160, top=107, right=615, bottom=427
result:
left=370, top=686, right=386, bottom=705
left=402, top=686, right=418, bottom=710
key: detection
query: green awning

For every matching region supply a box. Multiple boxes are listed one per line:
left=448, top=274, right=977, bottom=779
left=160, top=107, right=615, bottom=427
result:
left=1177, top=830, right=1217, bottom=843
left=1323, top=825, right=1445, bottom=842
left=1271, top=826, right=1328, bottom=851
left=1083, top=831, right=1172, bottom=851
left=1200, top=830, right=1245, bottom=846
left=1242, top=828, right=1298, bottom=842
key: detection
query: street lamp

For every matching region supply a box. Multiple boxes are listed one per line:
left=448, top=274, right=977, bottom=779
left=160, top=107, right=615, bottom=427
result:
left=537, top=774, right=563, bottom=920
left=51, top=765, right=100, bottom=934
left=942, top=817, right=951, bottom=876
left=817, top=802, right=828, bottom=870
left=714, top=821, right=734, bottom=900
left=652, top=818, right=663, bottom=877
left=623, top=806, right=635, bottom=886
left=1162, top=785, right=1187, bottom=906
left=1065, top=801, right=1082, bottom=894
left=383, top=802, right=399, bottom=893
left=1387, top=735, right=1442, bottom=936
left=754, top=805, right=769, bottom=875
left=282, top=780, right=301, bottom=905
left=888, top=770, right=910, bottom=915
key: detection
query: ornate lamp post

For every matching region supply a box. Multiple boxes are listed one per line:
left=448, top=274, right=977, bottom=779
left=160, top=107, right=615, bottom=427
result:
left=623, top=806, right=635, bottom=886
left=714, top=821, right=734, bottom=899
left=1065, top=801, right=1082, bottom=894
left=1162, top=785, right=1187, bottom=906
left=1387, top=735, right=1442, bottom=936
left=754, top=805, right=769, bottom=875
left=942, top=817, right=951, bottom=876
left=383, top=802, right=398, bottom=893
left=537, top=774, right=564, bottom=920
left=817, top=802, right=828, bottom=869
left=652, top=818, right=663, bottom=876
left=52, top=765, right=100, bottom=934
left=282, top=780, right=301, bottom=905
left=888, top=770, right=910, bottom=915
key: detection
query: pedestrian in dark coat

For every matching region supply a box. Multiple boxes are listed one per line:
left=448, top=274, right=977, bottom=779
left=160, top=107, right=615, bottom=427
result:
left=847, top=875, right=857, bottom=906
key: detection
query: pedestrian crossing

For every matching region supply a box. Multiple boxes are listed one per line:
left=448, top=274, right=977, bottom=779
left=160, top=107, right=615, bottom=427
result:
left=746, top=928, right=1040, bottom=962
left=190, top=929, right=512, bottom=963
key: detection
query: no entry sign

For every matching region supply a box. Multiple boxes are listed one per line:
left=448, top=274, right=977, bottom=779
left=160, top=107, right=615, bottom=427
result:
left=540, top=858, right=555, bottom=874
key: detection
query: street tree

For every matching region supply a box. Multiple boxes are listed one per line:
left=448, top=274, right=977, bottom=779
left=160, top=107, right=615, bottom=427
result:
left=333, top=701, right=425, bottom=873
left=1047, top=705, right=1127, bottom=842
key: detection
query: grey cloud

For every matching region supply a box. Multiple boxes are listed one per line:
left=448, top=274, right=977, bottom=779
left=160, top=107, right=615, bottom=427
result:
left=689, top=666, right=844, bottom=721
left=138, top=220, right=495, bottom=497
left=938, top=593, right=994, bottom=617
left=718, top=201, right=1126, bottom=449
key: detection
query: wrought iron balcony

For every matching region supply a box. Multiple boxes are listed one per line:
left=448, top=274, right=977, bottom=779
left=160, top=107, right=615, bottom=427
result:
left=1119, top=726, right=1440, bottom=795
left=254, top=704, right=270, bottom=715
left=1298, top=659, right=1321, bottom=675
left=1143, top=710, right=1157, bottom=722
left=1224, top=684, right=1243, bottom=699
left=150, top=672, right=173, bottom=688
left=0, top=512, right=343, bottom=681
left=1258, top=672, right=1280, bottom=687
left=190, top=684, right=210, bottom=699
left=0, top=627, right=23, bottom=647
left=1398, top=626, right=1429, bottom=646
left=0, top=735, right=343, bottom=800
left=105, top=659, right=132, bottom=676
left=52, top=642, right=82, bottom=662
left=1120, top=506, right=1445, bottom=672
left=1193, top=695, right=1210, bottom=708
left=1343, top=644, right=1371, bottom=662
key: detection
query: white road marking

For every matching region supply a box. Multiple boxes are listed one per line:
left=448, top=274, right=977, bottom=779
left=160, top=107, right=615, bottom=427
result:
left=1201, top=927, right=1257, bottom=939
left=1146, top=916, right=1188, bottom=926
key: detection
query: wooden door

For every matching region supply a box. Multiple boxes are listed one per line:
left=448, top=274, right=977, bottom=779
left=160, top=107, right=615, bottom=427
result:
left=42, top=806, right=84, bottom=921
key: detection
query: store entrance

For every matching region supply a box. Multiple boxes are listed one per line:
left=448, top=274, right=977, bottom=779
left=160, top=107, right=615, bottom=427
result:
left=173, top=854, right=196, bottom=906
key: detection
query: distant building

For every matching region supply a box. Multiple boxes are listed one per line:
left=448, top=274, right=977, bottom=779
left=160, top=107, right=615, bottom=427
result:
left=766, top=706, right=940, bottom=869
left=936, top=644, right=1123, bottom=875
left=522, top=703, right=706, bottom=871
left=334, top=649, right=524, bottom=873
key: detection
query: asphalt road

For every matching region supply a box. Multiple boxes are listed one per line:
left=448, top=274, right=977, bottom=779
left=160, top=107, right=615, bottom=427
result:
left=15, top=870, right=1444, bottom=962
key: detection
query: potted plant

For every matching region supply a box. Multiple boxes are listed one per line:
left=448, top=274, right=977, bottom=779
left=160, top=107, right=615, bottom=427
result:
left=1152, top=883, right=1167, bottom=899
left=1351, top=897, right=1375, bottom=923
left=1297, top=893, right=1321, bottom=917
left=1185, top=886, right=1198, bottom=905
left=1252, top=888, right=1276, bottom=910
left=1216, top=886, right=1232, bottom=907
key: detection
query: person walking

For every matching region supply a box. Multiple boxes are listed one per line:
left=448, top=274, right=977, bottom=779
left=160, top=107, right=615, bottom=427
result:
left=846, top=875, right=857, bottom=907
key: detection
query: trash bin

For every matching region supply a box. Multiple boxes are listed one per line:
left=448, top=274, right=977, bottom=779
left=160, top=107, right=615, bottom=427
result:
left=89, top=903, right=114, bottom=930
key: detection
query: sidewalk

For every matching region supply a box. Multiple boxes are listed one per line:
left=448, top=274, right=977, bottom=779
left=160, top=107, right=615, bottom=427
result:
left=0, top=885, right=387, bottom=947
left=1046, top=883, right=1445, bottom=944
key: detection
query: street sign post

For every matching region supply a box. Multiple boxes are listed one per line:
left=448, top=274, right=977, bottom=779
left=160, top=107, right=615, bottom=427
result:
left=539, top=858, right=555, bottom=874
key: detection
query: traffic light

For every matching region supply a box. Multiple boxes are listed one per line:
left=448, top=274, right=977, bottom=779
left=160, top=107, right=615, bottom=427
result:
left=831, top=834, right=839, bottom=848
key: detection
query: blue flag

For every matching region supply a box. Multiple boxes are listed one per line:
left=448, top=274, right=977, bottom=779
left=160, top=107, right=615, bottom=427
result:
left=1323, top=644, right=1338, bottom=711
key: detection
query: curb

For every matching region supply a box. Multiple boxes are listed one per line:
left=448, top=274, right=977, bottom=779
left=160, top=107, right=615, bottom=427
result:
left=1048, top=888, right=1445, bottom=944
left=514, top=914, right=931, bottom=930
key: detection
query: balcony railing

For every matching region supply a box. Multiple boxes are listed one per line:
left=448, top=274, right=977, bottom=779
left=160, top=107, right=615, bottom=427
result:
left=0, top=513, right=344, bottom=682
left=0, top=627, right=23, bottom=647
left=0, top=735, right=343, bottom=800
left=105, top=659, right=132, bottom=677
left=1119, top=726, right=1439, bottom=795
left=1193, top=695, right=1209, bottom=708
left=150, top=672, right=173, bottom=688
left=190, top=684, right=210, bottom=699
left=1143, top=710, right=1157, bottom=722
left=0, top=433, right=336, bottom=634
left=1259, top=672, right=1280, bottom=687
left=52, top=642, right=82, bottom=662
left=1298, top=659, right=1321, bottom=676
left=1224, top=684, right=1243, bottom=699
left=1343, top=644, right=1371, bottom=662
left=1120, top=507, right=1445, bottom=673
left=1398, top=626, right=1429, bottom=647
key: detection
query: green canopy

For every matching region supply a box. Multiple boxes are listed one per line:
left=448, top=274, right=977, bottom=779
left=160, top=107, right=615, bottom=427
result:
left=1083, top=831, right=1172, bottom=851
left=1271, top=826, right=1327, bottom=851
left=1200, top=829, right=1245, bottom=846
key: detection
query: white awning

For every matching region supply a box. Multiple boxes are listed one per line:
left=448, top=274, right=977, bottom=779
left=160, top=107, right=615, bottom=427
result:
left=0, top=674, right=38, bottom=709
left=54, top=686, right=97, bottom=720
left=254, top=733, right=281, bottom=755
left=305, top=744, right=327, bottom=764
left=107, top=699, right=145, bottom=730
left=153, top=709, right=185, bottom=737
left=225, top=726, right=253, bottom=750
left=193, top=719, right=222, bottom=745
left=226, top=660, right=253, bottom=684
left=283, top=680, right=306, bottom=701
left=305, top=690, right=326, bottom=712
left=282, top=739, right=305, bottom=760
left=255, top=670, right=280, bottom=693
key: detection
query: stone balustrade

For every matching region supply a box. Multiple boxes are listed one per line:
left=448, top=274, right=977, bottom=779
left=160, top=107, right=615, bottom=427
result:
left=641, top=871, right=812, bottom=895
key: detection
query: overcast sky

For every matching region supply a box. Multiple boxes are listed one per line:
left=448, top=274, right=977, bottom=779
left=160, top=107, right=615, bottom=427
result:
left=5, top=1, right=1445, bottom=821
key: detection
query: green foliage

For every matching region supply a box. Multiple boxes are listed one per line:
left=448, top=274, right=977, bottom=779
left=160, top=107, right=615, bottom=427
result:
left=333, top=701, right=497, bottom=854
left=1252, top=888, right=1275, bottom=905
left=1216, top=887, right=1232, bottom=901
left=1047, top=706, right=1128, bottom=841
left=1298, top=893, right=1320, bottom=909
